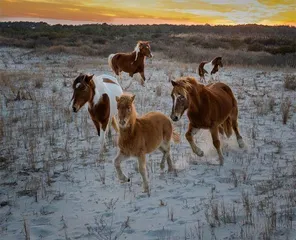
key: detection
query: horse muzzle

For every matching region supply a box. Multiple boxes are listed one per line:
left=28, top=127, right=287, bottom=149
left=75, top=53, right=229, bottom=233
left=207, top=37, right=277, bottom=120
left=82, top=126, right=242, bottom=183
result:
left=170, top=114, right=179, bottom=122
left=119, top=119, right=127, bottom=128
left=72, top=104, right=80, bottom=113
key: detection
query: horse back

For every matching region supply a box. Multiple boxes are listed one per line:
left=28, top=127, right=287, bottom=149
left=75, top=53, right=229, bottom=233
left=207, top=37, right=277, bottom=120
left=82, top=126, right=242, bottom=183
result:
left=208, top=82, right=236, bottom=102
left=188, top=83, right=236, bottom=128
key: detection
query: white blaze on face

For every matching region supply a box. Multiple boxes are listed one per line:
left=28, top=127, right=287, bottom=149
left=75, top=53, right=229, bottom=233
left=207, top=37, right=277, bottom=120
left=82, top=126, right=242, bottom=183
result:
left=173, top=94, right=178, bottom=109
left=173, top=93, right=181, bottom=119
left=76, top=83, right=81, bottom=88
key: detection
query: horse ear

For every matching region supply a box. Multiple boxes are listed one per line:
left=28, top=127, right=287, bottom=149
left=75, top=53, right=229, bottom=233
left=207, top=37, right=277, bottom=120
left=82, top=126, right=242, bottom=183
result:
left=171, top=80, right=178, bottom=86
left=131, top=94, right=135, bottom=102
left=116, top=96, right=120, bottom=102
left=85, top=74, right=94, bottom=84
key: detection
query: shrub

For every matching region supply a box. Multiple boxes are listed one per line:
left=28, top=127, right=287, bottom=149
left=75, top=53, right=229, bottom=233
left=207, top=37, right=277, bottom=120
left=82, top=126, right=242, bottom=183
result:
left=284, top=75, right=296, bottom=90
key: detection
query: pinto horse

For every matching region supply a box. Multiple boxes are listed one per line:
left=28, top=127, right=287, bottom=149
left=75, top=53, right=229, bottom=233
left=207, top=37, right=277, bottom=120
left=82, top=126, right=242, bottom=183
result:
left=71, top=73, right=123, bottom=155
left=114, top=93, right=180, bottom=193
left=170, top=77, right=244, bottom=165
left=108, top=41, right=153, bottom=86
left=198, top=57, right=223, bottom=83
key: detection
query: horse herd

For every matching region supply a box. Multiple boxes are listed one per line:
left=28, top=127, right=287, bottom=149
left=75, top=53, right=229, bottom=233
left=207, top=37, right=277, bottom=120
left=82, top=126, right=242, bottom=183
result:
left=70, top=41, right=244, bottom=193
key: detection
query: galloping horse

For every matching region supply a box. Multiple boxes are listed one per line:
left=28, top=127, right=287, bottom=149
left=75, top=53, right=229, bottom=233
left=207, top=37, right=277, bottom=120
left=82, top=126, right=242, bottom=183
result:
left=71, top=73, right=123, bottom=155
left=170, top=77, right=244, bottom=165
left=114, top=93, right=180, bottom=193
left=108, top=41, right=153, bottom=86
left=198, top=57, right=223, bottom=83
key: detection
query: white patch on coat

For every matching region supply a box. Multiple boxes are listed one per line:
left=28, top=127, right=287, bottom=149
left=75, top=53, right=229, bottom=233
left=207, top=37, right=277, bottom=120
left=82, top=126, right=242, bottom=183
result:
left=91, top=74, right=123, bottom=120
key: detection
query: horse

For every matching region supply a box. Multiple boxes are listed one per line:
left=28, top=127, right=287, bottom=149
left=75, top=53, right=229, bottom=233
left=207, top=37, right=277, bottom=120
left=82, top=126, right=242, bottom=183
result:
left=114, top=93, right=180, bottom=193
left=198, top=57, right=223, bottom=83
left=108, top=41, right=153, bottom=86
left=71, top=73, right=123, bottom=156
left=170, top=77, right=244, bottom=165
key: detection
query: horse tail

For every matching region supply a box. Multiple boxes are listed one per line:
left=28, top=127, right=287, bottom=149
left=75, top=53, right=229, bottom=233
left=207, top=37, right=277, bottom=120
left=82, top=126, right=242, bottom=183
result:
left=222, top=117, right=232, bottom=138
left=108, top=54, right=116, bottom=73
left=171, top=129, right=181, bottom=144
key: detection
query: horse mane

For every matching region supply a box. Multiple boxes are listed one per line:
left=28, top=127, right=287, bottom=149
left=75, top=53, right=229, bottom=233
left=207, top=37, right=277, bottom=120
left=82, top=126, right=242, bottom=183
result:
left=212, top=57, right=222, bottom=66
left=134, top=42, right=141, bottom=62
left=174, top=77, right=198, bottom=98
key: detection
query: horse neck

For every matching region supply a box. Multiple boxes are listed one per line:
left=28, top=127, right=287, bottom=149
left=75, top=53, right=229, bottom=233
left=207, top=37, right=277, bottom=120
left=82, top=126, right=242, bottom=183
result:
left=132, top=51, right=145, bottom=63
left=187, top=83, right=204, bottom=111
left=87, top=81, right=97, bottom=109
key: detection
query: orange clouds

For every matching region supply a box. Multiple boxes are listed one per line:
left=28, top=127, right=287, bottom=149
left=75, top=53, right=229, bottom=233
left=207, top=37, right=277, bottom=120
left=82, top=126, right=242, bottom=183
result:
left=1, top=0, right=295, bottom=25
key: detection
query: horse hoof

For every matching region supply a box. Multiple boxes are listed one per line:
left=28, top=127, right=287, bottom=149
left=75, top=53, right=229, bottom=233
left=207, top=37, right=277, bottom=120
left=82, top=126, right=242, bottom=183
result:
left=196, top=150, right=204, bottom=157
left=238, top=139, right=245, bottom=148
left=119, top=176, right=129, bottom=183
left=219, top=156, right=224, bottom=166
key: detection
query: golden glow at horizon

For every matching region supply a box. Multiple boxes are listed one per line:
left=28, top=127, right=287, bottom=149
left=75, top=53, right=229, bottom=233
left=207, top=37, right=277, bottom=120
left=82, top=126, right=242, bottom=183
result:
left=1, top=0, right=295, bottom=25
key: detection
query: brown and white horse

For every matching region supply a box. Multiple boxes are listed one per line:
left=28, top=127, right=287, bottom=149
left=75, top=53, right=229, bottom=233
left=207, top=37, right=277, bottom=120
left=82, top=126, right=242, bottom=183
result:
left=71, top=73, right=123, bottom=155
left=114, top=93, right=180, bottom=193
left=198, top=57, right=223, bottom=83
left=108, top=41, right=153, bottom=86
left=170, top=77, right=244, bottom=165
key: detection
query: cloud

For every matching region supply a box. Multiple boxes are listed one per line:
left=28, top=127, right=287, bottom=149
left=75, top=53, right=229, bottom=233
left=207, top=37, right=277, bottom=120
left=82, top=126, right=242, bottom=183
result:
left=1, top=0, right=295, bottom=25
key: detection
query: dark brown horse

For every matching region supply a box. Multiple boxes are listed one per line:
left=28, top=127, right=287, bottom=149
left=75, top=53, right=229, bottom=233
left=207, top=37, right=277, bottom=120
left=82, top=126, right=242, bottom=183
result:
left=198, top=57, right=223, bottom=83
left=108, top=41, right=153, bottom=86
left=170, top=77, right=244, bottom=165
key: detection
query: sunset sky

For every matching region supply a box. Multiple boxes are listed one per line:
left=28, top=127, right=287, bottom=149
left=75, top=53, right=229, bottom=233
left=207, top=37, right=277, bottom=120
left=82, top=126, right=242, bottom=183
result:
left=1, top=0, right=295, bottom=26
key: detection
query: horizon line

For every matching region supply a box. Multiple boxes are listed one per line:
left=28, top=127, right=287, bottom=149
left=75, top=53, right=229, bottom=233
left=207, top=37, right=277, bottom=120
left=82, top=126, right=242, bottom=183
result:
left=0, top=17, right=295, bottom=28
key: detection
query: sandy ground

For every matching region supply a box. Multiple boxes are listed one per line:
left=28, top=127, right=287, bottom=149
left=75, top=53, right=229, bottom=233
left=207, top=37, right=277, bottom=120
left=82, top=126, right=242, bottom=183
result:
left=0, top=47, right=295, bottom=240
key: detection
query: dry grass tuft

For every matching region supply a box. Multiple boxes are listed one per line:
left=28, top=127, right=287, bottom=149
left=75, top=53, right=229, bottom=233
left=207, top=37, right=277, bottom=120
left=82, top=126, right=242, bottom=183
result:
left=281, top=97, right=292, bottom=124
left=284, top=74, right=296, bottom=91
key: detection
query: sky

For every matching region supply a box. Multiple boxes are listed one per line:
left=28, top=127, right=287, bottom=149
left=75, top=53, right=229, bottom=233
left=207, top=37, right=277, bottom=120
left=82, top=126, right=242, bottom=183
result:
left=0, top=0, right=295, bottom=26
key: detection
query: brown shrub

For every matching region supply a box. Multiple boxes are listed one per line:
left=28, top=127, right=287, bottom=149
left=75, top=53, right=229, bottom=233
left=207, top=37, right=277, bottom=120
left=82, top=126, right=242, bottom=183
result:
left=284, top=75, right=296, bottom=90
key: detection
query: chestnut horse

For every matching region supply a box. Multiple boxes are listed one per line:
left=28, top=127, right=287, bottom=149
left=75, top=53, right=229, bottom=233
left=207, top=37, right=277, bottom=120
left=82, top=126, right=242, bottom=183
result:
left=198, top=57, right=223, bottom=83
left=170, top=77, right=244, bottom=165
left=108, top=41, right=153, bottom=86
left=71, top=73, right=123, bottom=155
left=114, top=93, right=180, bottom=193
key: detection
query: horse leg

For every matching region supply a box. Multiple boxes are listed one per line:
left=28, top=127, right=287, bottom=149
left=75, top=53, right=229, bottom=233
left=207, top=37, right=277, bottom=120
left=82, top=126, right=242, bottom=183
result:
left=210, top=127, right=224, bottom=165
left=218, top=125, right=225, bottom=135
left=99, top=120, right=109, bottom=155
left=138, top=154, right=149, bottom=193
left=114, top=151, right=129, bottom=182
left=107, top=119, right=112, bottom=141
left=231, top=109, right=244, bottom=148
left=111, top=116, right=119, bottom=133
left=159, top=143, right=174, bottom=172
left=159, top=146, right=166, bottom=170
left=99, top=127, right=106, bottom=156
left=139, top=71, right=146, bottom=86
left=92, top=119, right=100, bottom=136
left=185, top=124, right=204, bottom=157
